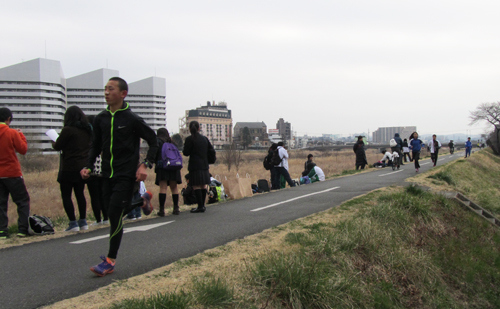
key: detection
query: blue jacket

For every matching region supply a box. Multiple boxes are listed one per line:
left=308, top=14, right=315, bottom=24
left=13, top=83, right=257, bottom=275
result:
left=409, top=139, right=424, bottom=152
left=465, top=141, right=472, bottom=149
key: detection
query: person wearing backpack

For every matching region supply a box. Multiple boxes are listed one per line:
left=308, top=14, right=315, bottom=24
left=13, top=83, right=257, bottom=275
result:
left=272, top=142, right=296, bottom=189
left=155, top=128, right=182, bottom=216
left=265, top=143, right=278, bottom=189
left=183, top=121, right=215, bottom=213
left=0, top=107, right=31, bottom=239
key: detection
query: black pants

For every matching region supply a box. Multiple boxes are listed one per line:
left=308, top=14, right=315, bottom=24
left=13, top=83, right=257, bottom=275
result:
left=60, top=179, right=86, bottom=222
left=412, top=151, right=421, bottom=169
left=356, top=164, right=365, bottom=170
left=0, top=177, right=30, bottom=234
left=273, top=167, right=295, bottom=188
left=87, top=177, right=107, bottom=222
left=269, top=167, right=278, bottom=190
left=403, top=152, right=411, bottom=162
left=431, top=151, right=439, bottom=166
left=102, top=177, right=135, bottom=259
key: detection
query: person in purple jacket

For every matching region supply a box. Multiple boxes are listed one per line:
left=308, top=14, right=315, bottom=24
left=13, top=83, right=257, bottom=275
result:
left=409, top=132, right=425, bottom=172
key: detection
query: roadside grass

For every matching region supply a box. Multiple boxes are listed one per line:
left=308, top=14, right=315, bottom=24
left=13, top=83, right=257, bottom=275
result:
left=83, top=183, right=500, bottom=309
left=410, top=148, right=500, bottom=217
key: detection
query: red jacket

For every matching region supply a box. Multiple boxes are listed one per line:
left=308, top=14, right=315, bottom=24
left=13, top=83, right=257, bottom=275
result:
left=0, top=123, right=27, bottom=177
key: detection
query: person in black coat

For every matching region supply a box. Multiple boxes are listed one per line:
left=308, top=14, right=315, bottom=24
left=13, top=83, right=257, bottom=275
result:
left=182, top=121, right=215, bottom=213
left=353, top=136, right=368, bottom=170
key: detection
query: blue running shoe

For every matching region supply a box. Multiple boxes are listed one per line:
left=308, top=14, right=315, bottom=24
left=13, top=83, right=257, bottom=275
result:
left=90, top=255, right=115, bottom=277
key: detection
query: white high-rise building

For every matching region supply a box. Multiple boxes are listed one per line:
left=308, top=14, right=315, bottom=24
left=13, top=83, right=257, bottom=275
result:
left=0, top=58, right=66, bottom=151
left=66, top=68, right=119, bottom=117
left=127, top=77, right=166, bottom=131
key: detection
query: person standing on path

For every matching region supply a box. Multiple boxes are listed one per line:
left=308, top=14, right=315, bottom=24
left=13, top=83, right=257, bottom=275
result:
left=409, top=132, right=424, bottom=172
left=182, top=121, right=215, bottom=213
left=0, top=107, right=30, bottom=239
left=429, top=134, right=442, bottom=167
left=465, top=137, right=472, bottom=158
left=353, top=136, right=368, bottom=170
left=155, top=128, right=182, bottom=216
left=81, top=77, right=158, bottom=277
left=273, top=142, right=296, bottom=188
left=402, top=138, right=411, bottom=163
left=52, top=106, right=92, bottom=232
left=392, top=133, right=404, bottom=166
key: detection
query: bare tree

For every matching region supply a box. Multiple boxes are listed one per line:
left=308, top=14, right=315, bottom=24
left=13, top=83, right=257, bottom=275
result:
left=219, top=143, right=243, bottom=171
left=470, top=102, right=500, bottom=154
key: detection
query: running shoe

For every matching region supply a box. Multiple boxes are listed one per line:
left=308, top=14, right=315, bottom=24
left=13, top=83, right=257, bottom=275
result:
left=0, top=231, right=7, bottom=240
left=17, top=232, right=29, bottom=238
left=141, top=191, right=153, bottom=215
left=90, top=255, right=115, bottom=277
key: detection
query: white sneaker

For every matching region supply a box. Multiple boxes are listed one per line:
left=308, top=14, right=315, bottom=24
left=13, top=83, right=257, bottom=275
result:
left=90, top=221, right=102, bottom=227
left=102, top=220, right=109, bottom=225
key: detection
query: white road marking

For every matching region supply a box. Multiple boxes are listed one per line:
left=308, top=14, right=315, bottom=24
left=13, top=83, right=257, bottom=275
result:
left=69, top=221, right=174, bottom=244
left=379, top=169, right=404, bottom=176
left=251, top=187, right=340, bottom=212
left=421, top=162, right=431, bottom=165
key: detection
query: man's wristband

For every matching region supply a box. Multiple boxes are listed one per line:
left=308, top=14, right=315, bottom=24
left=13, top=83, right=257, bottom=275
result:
left=140, top=160, right=153, bottom=169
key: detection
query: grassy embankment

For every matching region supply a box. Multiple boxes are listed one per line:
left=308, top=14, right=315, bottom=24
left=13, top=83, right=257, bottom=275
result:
left=44, top=149, right=500, bottom=308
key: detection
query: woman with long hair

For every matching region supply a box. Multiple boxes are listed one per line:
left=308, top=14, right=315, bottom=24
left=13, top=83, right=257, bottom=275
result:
left=52, top=106, right=92, bottom=231
left=182, top=121, right=214, bottom=213
left=155, top=128, right=182, bottom=216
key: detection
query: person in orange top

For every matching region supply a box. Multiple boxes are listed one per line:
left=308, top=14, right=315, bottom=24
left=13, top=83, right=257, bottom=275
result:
left=0, top=107, right=30, bottom=239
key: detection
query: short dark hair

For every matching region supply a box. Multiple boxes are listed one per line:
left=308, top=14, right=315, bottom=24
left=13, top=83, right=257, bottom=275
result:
left=0, top=107, right=13, bottom=122
left=307, top=154, right=313, bottom=159
left=277, top=142, right=284, bottom=146
left=109, top=77, right=128, bottom=92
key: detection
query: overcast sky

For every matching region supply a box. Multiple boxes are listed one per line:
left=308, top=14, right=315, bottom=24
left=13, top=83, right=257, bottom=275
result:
left=1, top=1, right=499, bottom=137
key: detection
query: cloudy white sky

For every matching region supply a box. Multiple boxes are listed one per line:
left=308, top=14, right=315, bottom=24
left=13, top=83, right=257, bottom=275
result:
left=1, top=1, right=499, bottom=137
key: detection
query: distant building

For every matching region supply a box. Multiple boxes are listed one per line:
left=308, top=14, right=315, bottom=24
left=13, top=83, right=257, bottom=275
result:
left=0, top=58, right=167, bottom=151
left=268, top=128, right=282, bottom=144
left=0, top=58, right=66, bottom=151
left=276, top=118, right=292, bottom=140
left=67, top=68, right=119, bottom=117
left=183, top=101, right=232, bottom=149
left=372, top=126, right=417, bottom=144
left=233, top=121, right=269, bottom=148
left=127, top=77, right=166, bottom=131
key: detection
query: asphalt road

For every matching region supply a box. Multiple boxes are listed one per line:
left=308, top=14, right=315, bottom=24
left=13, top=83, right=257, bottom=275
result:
left=0, top=152, right=465, bottom=309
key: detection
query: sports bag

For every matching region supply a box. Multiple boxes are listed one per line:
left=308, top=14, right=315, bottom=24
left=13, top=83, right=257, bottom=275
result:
left=257, top=179, right=270, bottom=192
left=29, top=215, right=55, bottom=235
left=389, top=139, right=397, bottom=147
left=263, top=154, right=273, bottom=170
left=159, top=142, right=183, bottom=170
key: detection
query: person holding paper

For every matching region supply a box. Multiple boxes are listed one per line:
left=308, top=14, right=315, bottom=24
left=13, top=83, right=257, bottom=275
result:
left=52, top=106, right=92, bottom=232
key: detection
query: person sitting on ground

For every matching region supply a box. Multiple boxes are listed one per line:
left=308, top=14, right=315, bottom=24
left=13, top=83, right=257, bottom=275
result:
left=181, top=174, right=197, bottom=206
left=304, top=162, right=325, bottom=183
left=304, top=154, right=314, bottom=170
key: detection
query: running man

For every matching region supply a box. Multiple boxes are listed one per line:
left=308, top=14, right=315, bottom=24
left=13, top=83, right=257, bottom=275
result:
left=81, top=77, right=157, bottom=277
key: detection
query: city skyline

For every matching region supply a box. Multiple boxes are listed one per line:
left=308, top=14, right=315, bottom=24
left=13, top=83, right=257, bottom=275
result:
left=1, top=1, right=499, bottom=137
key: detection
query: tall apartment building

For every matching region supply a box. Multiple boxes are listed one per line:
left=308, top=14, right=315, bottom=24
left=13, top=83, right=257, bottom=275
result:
left=0, top=58, right=66, bottom=151
left=372, top=126, right=416, bottom=144
left=127, top=77, right=166, bottom=131
left=0, top=58, right=167, bottom=151
left=183, top=101, right=232, bottom=149
left=276, top=118, right=292, bottom=140
left=67, top=68, right=119, bottom=117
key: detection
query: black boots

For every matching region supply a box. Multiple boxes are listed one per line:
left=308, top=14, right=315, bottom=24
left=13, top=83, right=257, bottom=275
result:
left=191, top=189, right=206, bottom=213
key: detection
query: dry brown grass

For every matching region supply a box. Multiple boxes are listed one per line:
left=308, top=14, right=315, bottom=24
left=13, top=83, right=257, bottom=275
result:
left=6, top=149, right=381, bottom=231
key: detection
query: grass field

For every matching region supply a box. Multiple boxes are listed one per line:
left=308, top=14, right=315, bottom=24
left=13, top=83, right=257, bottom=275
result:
left=39, top=148, right=500, bottom=309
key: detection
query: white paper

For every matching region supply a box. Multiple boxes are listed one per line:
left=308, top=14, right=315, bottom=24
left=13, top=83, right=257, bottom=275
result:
left=45, top=129, right=59, bottom=142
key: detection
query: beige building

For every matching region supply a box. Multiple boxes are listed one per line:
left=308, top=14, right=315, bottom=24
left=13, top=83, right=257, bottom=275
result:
left=181, top=101, right=232, bottom=149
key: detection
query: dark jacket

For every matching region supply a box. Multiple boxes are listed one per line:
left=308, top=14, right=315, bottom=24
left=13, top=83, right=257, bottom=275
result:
left=183, top=134, right=214, bottom=171
left=394, top=133, right=403, bottom=150
left=87, top=102, right=157, bottom=179
left=354, top=141, right=368, bottom=165
left=53, top=124, right=92, bottom=172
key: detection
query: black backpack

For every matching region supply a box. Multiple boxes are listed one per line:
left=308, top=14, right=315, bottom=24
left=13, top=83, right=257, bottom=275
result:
left=29, top=215, right=55, bottom=235
left=263, top=154, right=273, bottom=170
left=271, top=148, right=282, bottom=166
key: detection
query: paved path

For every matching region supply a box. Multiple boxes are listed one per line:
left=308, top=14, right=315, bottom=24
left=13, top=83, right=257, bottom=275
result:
left=0, top=153, right=464, bottom=309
